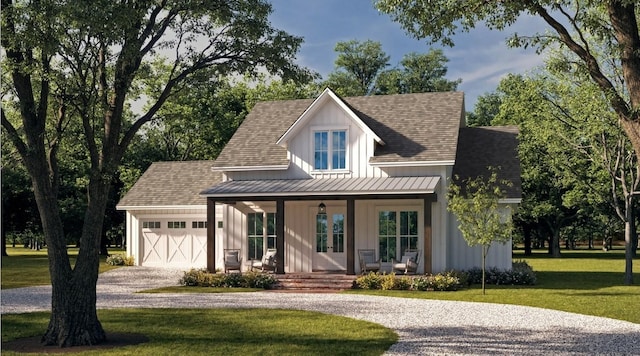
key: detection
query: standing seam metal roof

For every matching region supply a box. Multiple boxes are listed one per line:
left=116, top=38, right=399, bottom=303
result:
left=200, top=176, right=440, bottom=198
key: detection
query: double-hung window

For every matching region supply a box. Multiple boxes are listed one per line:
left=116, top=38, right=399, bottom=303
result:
left=314, top=129, right=347, bottom=171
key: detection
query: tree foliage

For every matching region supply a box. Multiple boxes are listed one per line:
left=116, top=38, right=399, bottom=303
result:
left=324, top=40, right=390, bottom=96
left=1, top=0, right=311, bottom=347
left=377, top=0, right=639, bottom=284
left=324, top=40, right=459, bottom=96
left=447, top=170, right=514, bottom=294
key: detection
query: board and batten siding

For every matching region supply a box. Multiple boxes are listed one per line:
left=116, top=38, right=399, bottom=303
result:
left=219, top=199, right=442, bottom=274
left=446, top=205, right=514, bottom=271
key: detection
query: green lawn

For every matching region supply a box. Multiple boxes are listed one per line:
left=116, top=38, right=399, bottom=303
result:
left=2, top=246, right=638, bottom=354
left=1, top=247, right=396, bottom=354
left=348, top=249, right=640, bottom=324
left=1, top=309, right=396, bottom=355
left=1, top=246, right=120, bottom=289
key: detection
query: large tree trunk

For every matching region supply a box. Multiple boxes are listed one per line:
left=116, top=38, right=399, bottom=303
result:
left=35, top=169, right=109, bottom=346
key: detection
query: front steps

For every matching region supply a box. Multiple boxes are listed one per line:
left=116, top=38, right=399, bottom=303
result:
left=272, top=273, right=356, bottom=292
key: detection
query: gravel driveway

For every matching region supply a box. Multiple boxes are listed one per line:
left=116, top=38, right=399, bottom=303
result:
left=2, top=267, right=639, bottom=355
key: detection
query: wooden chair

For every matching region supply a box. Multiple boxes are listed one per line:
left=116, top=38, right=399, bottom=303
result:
left=391, top=249, right=420, bottom=275
left=251, top=248, right=277, bottom=273
left=224, top=249, right=242, bottom=273
left=358, top=249, right=381, bottom=274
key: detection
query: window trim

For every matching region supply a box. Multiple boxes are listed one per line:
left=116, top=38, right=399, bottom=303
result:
left=310, top=126, right=350, bottom=173
left=376, top=206, right=422, bottom=263
left=247, top=211, right=277, bottom=260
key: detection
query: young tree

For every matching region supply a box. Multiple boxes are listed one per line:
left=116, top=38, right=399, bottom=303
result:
left=1, top=0, right=311, bottom=347
left=447, top=170, right=514, bottom=295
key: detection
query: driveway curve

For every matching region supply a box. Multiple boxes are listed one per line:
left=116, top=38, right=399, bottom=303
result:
left=2, top=267, right=639, bottom=355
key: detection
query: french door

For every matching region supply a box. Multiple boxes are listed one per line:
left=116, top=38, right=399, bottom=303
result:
left=312, top=208, right=346, bottom=271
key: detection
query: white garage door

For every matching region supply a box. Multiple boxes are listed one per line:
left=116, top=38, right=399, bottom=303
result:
left=140, top=219, right=207, bottom=268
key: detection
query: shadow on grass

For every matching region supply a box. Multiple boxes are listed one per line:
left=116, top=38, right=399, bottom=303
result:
left=533, top=271, right=639, bottom=289
left=514, top=249, right=631, bottom=260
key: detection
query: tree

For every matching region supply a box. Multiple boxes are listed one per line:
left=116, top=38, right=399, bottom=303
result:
left=324, top=40, right=390, bottom=96
left=466, top=92, right=501, bottom=127
left=492, top=74, right=583, bottom=258
left=375, top=50, right=460, bottom=94
left=1, top=0, right=311, bottom=347
left=447, top=170, right=514, bottom=295
left=376, top=0, right=639, bottom=282
left=324, top=41, right=460, bottom=96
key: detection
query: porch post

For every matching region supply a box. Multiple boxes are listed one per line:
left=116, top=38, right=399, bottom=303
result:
left=423, top=194, right=436, bottom=274
left=207, top=198, right=216, bottom=273
left=275, top=198, right=285, bottom=274
left=346, top=197, right=355, bottom=275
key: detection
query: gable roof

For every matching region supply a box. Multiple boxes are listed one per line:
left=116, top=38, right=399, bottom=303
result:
left=116, top=161, right=220, bottom=209
left=452, top=126, right=521, bottom=200
left=276, top=88, right=383, bottom=146
left=213, top=91, right=465, bottom=169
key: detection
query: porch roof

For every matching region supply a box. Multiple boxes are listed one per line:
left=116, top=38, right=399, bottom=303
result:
left=200, top=176, right=440, bottom=200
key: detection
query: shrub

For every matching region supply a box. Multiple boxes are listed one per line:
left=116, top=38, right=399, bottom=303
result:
left=242, top=271, right=278, bottom=289
left=355, top=272, right=460, bottom=291
left=464, top=261, right=536, bottom=286
left=354, top=272, right=383, bottom=290
left=443, top=270, right=469, bottom=287
left=411, top=274, right=460, bottom=291
left=105, top=253, right=133, bottom=266
left=178, top=269, right=277, bottom=289
left=379, top=273, right=412, bottom=290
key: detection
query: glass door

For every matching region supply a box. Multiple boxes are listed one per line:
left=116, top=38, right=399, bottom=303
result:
left=313, top=208, right=346, bottom=271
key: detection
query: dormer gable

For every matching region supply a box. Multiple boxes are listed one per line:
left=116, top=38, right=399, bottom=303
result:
left=276, top=87, right=384, bottom=147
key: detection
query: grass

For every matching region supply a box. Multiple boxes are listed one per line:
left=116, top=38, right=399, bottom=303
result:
left=347, top=248, right=640, bottom=324
left=2, top=246, right=638, bottom=354
left=1, top=309, right=397, bottom=355
left=1, top=246, right=121, bottom=289
left=1, top=247, right=396, bottom=354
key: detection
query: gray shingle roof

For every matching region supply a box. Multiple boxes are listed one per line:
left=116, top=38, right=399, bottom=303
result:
left=213, top=91, right=465, bottom=168
left=452, top=126, right=521, bottom=199
left=116, top=161, right=220, bottom=208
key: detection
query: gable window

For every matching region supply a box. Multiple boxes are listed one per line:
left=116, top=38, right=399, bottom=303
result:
left=314, top=129, right=347, bottom=170
left=248, top=212, right=276, bottom=260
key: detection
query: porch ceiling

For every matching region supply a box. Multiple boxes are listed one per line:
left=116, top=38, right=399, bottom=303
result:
left=200, top=176, right=440, bottom=200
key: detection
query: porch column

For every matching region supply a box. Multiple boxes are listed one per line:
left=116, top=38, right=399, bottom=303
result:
left=346, top=197, right=355, bottom=275
left=423, top=194, right=436, bottom=274
left=207, top=198, right=216, bottom=273
left=275, top=199, right=285, bottom=274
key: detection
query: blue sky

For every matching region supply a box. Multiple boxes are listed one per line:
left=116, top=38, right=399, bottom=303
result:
left=269, top=0, right=548, bottom=110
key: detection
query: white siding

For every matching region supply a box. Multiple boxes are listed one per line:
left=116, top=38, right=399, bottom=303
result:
left=447, top=204, right=514, bottom=271
left=125, top=207, right=218, bottom=268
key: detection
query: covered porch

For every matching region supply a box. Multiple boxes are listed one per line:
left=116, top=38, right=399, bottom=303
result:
left=201, top=176, right=440, bottom=275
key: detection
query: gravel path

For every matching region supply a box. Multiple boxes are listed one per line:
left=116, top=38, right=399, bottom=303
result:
left=2, top=267, right=639, bottom=355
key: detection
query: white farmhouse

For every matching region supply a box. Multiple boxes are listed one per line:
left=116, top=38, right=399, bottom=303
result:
left=117, top=88, right=521, bottom=274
